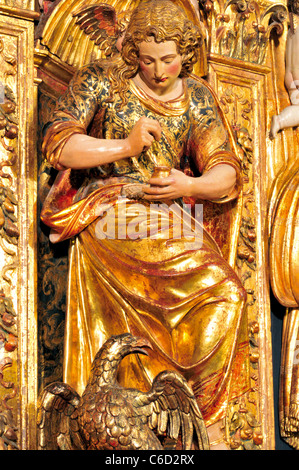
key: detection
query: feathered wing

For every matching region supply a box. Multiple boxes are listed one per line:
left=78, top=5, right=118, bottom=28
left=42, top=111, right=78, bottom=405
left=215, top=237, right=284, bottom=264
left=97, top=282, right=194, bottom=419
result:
left=72, top=3, right=124, bottom=57
left=132, top=370, right=210, bottom=450
left=40, top=0, right=136, bottom=70
left=37, top=382, right=85, bottom=450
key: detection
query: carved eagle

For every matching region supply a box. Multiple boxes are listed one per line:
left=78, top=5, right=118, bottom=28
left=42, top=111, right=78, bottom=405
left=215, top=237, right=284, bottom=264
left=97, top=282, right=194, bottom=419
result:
left=37, top=333, right=210, bottom=450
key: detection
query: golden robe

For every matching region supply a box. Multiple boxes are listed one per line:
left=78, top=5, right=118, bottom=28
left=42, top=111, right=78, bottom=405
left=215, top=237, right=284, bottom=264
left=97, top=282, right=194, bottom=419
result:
left=41, top=62, right=249, bottom=426
left=270, top=158, right=299, bottom=446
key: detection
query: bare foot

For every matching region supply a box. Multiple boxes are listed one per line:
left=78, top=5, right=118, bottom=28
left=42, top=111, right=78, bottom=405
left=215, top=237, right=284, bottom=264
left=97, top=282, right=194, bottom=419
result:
left=270, top=115, right=280, bottom=140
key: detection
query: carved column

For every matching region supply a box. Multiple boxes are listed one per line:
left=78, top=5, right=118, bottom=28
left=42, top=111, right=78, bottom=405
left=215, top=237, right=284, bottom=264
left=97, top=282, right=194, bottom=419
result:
left=0, top=0, right=38, bottom=450
left=202, top=0, right=288, bottom=449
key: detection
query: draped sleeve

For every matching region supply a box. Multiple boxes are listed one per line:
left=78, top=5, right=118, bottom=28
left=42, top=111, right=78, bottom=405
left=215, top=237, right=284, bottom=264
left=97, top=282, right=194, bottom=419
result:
left=42, top=63, right=109, bottom=170
left=187, top=76, right=242, bottom=203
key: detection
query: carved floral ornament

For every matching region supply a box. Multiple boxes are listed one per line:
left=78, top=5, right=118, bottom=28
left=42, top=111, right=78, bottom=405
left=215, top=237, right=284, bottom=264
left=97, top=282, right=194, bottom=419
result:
left=198, top=0, right=287, bottom=64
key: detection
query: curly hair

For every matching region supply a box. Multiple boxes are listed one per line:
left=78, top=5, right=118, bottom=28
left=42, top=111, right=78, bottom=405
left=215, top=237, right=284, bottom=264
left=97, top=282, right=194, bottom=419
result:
left=105, top=0, right=203, bottom=106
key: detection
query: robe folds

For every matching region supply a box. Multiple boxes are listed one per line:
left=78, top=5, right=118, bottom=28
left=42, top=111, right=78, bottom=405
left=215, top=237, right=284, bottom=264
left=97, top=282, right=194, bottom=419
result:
left=41, top=62, right=249, bottom=426
left=269, top=158, right=299, bottom=445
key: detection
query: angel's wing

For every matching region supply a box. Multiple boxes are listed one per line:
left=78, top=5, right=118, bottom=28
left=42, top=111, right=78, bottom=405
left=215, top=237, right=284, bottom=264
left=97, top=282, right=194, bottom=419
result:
left=132, top=370, right=210, bottom=450
left=72, top=4, right=120, bottom=57
left=37, top=382, right=85, bottom=450
left=39, top=0, right=135, bottom=70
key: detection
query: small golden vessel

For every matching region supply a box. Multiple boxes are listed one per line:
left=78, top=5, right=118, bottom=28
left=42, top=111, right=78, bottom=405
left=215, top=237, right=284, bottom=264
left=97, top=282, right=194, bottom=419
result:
left=151, top=165, right=172, bottom=180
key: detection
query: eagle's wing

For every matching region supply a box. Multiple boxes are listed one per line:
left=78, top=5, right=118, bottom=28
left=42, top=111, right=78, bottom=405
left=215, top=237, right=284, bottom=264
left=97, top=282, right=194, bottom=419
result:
left=37, top=382, right=85, bottom=450
left=132, top=370, right=210, bottom=450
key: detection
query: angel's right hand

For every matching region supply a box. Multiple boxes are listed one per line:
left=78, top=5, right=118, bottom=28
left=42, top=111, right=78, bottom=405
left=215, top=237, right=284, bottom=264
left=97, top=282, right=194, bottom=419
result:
left=125, top=116, right=161, bottom=156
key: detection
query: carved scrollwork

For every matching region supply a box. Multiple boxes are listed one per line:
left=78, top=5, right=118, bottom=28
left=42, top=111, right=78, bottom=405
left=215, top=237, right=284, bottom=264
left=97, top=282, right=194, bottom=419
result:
left=218, top=85, right=256, bottom=270
left=0, top=85, right=19, bottom=313
left=237, top=216, right=256, bottom=269
left=224, top=319, right=263, bottom=449
left=0, top=35, right=19, bottom=451
left=0, top=292, right=17, bottom=352
left=0, top=358, right=18, bottom=450
left=198, top=0, right=288, bottom=64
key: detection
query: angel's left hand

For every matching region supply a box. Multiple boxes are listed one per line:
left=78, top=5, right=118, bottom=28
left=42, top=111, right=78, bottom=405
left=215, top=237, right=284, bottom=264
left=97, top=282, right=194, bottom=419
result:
left=143, top=168, right=195, bottom=201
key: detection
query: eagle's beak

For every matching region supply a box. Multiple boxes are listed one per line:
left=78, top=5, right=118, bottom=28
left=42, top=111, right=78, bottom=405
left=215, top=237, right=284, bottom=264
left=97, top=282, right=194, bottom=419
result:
left=132, top=337, right=153, bottom=356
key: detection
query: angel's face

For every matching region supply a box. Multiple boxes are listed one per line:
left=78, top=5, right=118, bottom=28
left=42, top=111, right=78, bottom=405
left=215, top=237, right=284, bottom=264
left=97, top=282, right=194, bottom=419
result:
left=137, top=38, right=182, bottom=96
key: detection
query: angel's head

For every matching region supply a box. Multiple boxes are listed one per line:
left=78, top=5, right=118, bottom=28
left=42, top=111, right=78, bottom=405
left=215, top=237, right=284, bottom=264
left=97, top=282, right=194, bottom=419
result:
left=121, top=0, right=202, bottom=78
left=106, top=0, right=202, bottom=106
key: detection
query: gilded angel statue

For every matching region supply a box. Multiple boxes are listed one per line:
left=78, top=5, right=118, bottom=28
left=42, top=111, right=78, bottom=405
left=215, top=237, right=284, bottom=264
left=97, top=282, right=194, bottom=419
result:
left=39, top=0, right=248, bottom=449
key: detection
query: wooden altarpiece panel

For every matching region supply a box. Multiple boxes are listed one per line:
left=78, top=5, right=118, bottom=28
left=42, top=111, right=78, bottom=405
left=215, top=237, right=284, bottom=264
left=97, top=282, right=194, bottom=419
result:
left=0, top=0, right=39, bottom=450
left=208, top=55, right=274, bottom=448
left=0, top=0, right=290, bottom=450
